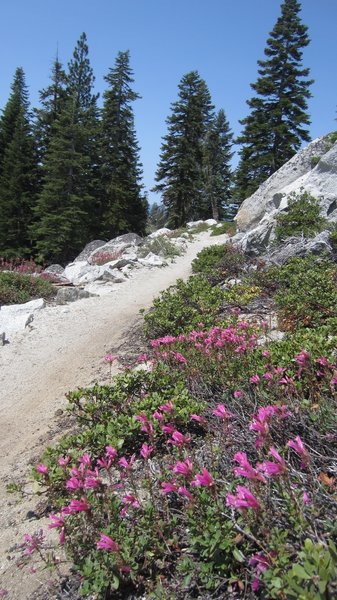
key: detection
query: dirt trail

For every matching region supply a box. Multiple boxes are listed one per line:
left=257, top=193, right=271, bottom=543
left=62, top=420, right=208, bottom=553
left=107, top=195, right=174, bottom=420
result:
left=0, top=230, right=227, bottom=598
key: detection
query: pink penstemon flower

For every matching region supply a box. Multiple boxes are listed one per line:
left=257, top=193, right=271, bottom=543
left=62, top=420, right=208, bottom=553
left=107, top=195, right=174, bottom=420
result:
left=106, top=445, right=118, bottom=459
left=168, top=431, right=191, bottom=447
left=97, top=534, right=120, bottom=552
left=36, top=463, right=48, bottom=475
left=173, top=458, right=193, bottom=478
left=48, top=514, right=66, bottom=545
left=287, top=436, right=310, bottom=467
left=161, top=480, right=178, bottom=494
left=104, top=353, right=117, bottom=364
left=302, top=490, right=311, bottom=504
left=120, top=494, right=140, bottom=516
left=97, top=456, right=113, bottom=470
left=135, top=414, right=154, bottom=436
left=67, top=498, right=91, bottom=513
left=153, top=410, right=163, bottom=421
left=233, top=389, right=243, bottom=399
left=140, top=443, right=153, bottom=460
left=226, top=485, right=260, bottom=511
left=178, top=486, right=194, bottom=500
left=22, top=529, right=45, bottom=554
left=212, top=404, right=234, bottom=419
left=257, top=447, right=286, bottom=478
left=250, top=374, right=260, bottom=385
left=58, top=456, right=70, bottom=467
left=79, top=453, right=91, bottom=466
left=159, top=400, right=174, bottom=413
left=118, top=455, right=136, bottom=470
left=191, top=468, right=214, bottom=488
left=233, top=452, right=266, bottom=483
left=161, top=423, right=175, bottom=435
left=84, top=475, right=102, bottom=489
left=190, top=413, right=207, bottom=425
left=249, top=553, right=270, bottom=592
left=66, top=476, right=83, bottom=491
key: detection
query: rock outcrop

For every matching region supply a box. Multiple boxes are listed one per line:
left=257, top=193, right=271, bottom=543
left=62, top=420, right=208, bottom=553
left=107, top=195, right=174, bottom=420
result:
left=234, top=134, right=337, bottom=255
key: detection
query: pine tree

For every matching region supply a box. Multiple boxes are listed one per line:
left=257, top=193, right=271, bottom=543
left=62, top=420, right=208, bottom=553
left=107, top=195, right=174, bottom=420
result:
left=234, top=0, right=313, bottom=202
left=153, top=71, right=214, bottom=228
left=0, top=68, right=38, bottom=257
left=34, top=57, right=68, bottom=163
left=100, top=50, right=148, bottom=238
left=32, top=34, right=100, bottom=263
left=202, top=109, right=233, bottom=221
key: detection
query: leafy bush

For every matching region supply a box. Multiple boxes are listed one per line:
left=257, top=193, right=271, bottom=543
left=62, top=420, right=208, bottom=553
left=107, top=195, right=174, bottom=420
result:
left=192, top=243, right=246, bottom=280
left=210, top=221, right=237, bottom=236
left=138, top=236, right=181, bottom=259
left=144, top=275, right=225, bottom=338
left=20, top=237, right=337, bottom=598
left=0, top=257, right=42, bottom=273
left=223, top=283, right=262, bottom=306
left=275, top=257, right=337, bottom=331
left=275, top=190, right=328, bottom=242
left=0, top=271, right=54, bottom=305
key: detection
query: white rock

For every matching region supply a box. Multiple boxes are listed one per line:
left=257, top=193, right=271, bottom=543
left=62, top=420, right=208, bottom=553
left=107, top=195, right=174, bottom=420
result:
left=204, top=219, right=218, bottom=226
left=63, top=261, right=90, bottom=284
left=138, top=252, right=164, bottom=267
left=0, top=298, right=45, bottom=339
left=148, top=228, right=172, bottom=238
left=233, top=136, right=337, bottom=255
left=186, top=220, right=205, bottom=229
left=235, top=136, right=336, bottom=233
left=98, top=266, right=127, bottom=283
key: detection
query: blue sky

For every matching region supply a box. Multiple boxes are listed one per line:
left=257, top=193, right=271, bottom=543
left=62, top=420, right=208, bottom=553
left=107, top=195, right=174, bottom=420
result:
left=1, top=0, right=336, bottom=203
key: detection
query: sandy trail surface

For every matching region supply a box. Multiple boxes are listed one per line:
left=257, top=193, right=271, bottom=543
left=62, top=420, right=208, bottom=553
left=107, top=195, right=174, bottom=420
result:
left=0, top=230, right=227, bottom=598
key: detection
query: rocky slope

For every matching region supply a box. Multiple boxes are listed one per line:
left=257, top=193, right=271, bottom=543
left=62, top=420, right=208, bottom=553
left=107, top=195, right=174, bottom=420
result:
left=234, top=133, right=337, bottom=254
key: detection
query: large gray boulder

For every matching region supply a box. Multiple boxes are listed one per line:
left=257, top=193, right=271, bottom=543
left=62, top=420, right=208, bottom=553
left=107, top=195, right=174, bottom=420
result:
left=264, top=231, right=332, bottom=265
left=74, top=240, right=106, bottom=262
left=233, top=135, right=337, bottom=255
left=56, top=288, right=95, bottom=305
left=89, top=233, right=143, bottom=264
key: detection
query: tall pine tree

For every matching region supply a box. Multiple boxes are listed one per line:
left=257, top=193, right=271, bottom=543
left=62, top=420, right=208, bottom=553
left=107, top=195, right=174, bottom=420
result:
left=202, top=109, right=233, bottom=221
left=100, top=50, right=148, bottom=238
left=0, top=68, right=38, bottom=257
left=32, top=34, right=100, bottom=263
left=153, top=71, right=214, bottom=228
left=34, top=57, right=68, bottom=164
left=234, top=0, right=313, bottom=202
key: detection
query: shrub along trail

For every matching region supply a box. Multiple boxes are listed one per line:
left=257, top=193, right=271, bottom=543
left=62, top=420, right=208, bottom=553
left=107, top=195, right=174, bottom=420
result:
left=0, top=230, right=228, bottom=599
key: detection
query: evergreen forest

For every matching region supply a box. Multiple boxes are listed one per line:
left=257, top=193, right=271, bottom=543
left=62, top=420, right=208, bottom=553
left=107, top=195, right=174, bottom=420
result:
left=0, top=0, right=315, bottom=263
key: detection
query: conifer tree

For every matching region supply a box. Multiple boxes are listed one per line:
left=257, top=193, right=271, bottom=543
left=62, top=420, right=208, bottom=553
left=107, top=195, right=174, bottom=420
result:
left=234, top=0, right=313, bottom=202
left=0, top=68, right=38, bottom=257
left=32, top=34, right=100, bottom=263
left=153, top=71, right=214, bottom=228
left=100, top=50, right=148, bottom=238
left=202, top=109, right=233, bottom=220
left=34, top=57, right=68, bottom=163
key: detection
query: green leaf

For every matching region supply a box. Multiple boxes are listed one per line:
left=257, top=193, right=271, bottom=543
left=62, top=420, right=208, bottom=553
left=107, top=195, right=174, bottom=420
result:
left=292, top=564, right=312, bottom=580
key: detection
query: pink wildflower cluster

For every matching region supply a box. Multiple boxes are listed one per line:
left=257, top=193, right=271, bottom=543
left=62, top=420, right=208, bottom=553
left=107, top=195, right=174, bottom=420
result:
left=150, top=324, right=259, bottom=364
left=249, top=404, right=291, bottom=448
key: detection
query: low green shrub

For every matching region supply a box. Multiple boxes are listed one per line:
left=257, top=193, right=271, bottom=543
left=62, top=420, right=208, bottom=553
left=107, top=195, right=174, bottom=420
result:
left=210, top=222, right=237, bottom=236
left=0, top=271, right=54, bottom=305
left=275, top=190, right=328, bottom=242
left=144, top=275, right=225, bottom=338
left=138, top=236, right=182, bottom=259
left=275, top=257, right=337, bottom=331
left=192, top=243, right=246, bottom=279
left=223, top=283, right=262, bottom=306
